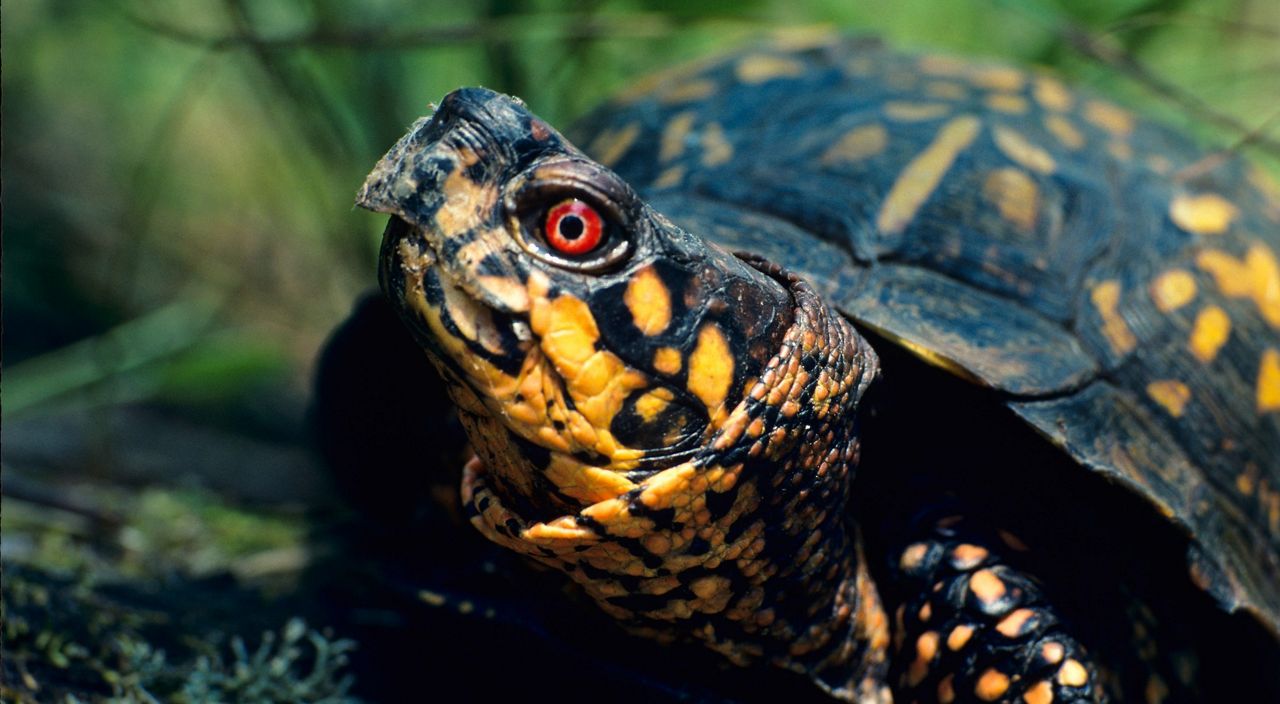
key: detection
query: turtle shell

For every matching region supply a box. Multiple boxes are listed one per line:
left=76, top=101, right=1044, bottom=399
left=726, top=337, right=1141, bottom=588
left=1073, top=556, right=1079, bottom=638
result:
left=571, top=36, right=1280, bottom=637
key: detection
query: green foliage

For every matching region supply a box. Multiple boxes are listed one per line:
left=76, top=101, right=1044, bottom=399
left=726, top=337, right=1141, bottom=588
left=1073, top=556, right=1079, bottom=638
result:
left=133, top=619, right=358, bottom=704
left=2, top=566, right=358, bottom=704
left=3, top=0, right=1276, bottom=424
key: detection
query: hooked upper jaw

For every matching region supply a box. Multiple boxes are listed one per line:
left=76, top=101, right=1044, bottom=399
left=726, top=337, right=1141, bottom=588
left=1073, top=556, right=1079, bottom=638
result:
left=357, top=87, right=801, bottom=517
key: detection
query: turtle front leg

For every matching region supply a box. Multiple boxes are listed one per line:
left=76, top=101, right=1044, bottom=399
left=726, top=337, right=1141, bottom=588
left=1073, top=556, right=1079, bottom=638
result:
left=889, top=517, right=1105, bottom=704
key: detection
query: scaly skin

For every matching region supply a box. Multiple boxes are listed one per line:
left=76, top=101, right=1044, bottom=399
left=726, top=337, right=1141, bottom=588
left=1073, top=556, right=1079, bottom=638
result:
left=355, top=86, right=1111, bottom=701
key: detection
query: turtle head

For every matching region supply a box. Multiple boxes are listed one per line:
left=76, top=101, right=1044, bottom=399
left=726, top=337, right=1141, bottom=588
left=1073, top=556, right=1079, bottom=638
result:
left=359, top=88, right=795, bottom=519
left=358, top=89, right=886, bottom=698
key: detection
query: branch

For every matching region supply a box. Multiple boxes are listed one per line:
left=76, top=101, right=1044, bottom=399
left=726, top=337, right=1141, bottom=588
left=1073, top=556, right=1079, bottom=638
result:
left=119, top=9, right=675, bottom=51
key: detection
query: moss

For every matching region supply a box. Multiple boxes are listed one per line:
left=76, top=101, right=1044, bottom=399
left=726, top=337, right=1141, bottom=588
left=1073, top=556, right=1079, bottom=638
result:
left=1, top=565, right=359, bottom=704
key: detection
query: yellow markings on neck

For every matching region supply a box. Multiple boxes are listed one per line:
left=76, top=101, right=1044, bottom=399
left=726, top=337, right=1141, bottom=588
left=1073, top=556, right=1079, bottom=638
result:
left=1091, top=279, right=1138, bottom=356
left=1044, top=114, right=1085, bottom=150
left=1083, top=100, right=1135, bottom=138
left=821, top=123, right=888, bottom=165
left=654, top=346, right=683, bottom=375
left=588, top=123, right=641, bottom=168
left=983, top=167, right=1039, bottom=233
left=1033, top=76, right=1073, bottom=111
left=735, top=54, right=805, bottom=84
left=992, top=125, right=1056, bottom=174
left=544, top=453, right=638, bottom=504
left=523, top=272, right=649, bottom=463
left=1196, top=243, right=1280, bottom=327
left=687, top=323, right=734, bottom=423
left=624, top=266, right=673, bottom=336
left=1170, top=193, right=1238, bottom=235
left=1259, top=349, right=1280, bottom=413
left=884, top=101, right=950, bottom=122
left=1149, top=269, right=1197, bottom=312
left=1189, top=305, right=1231, bottom=364
left=440, top=274, right=506, bottom=355
left=633, top=387, right=674, bottom=422
left=1148, top=380, right=1191, bottom=417
left=877, top=115, right=982, bottom=236
left=700, top=122, right=734, bottom=167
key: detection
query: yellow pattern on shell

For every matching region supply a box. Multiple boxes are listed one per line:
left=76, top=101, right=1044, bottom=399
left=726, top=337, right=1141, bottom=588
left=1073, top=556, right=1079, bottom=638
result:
left=821, top=123, right=889, bottom=164
left=969, top=65, right=1025, bottom=92
left=1170, top=193, right=1239, bottom=235
left=1149, top=269, right=1197, bottom=312
left=1083, top=99, right=1135, bottom=137
left=659, top=111, right=696, bottom=163
left=878, top=115, right=982, bottom=236
left=1147, top=380, right=1192, bottom=417
left=992, top=125, right=1056, bottom=174
left=1043, top=114, right=1086, bottom=150
left=983, top=167, right=1039, bottom=233
left=1033, top=76, right=1073, bottom=111
left=588, top=123, right=641, bottom=168
left=1259, top=349, right=1280, bottom=413
left=654, top=165, right=686, bottom=189
left=700, top=122, right=734, bottom=167
left=1189, top=305, right=1231, bottom=364
left=1196, top=243, right=1280, bottom=327
left=924, top=81, right=967, bottom=100
left=884, top=101, right=951, bottom=122
left=660, top=79, right=717, bottom=105
left=985, top=93, right=1030, bottom=114
left=1091, top=279, right=1137, bottom=355
left=918, top=54, right=969, bottom=78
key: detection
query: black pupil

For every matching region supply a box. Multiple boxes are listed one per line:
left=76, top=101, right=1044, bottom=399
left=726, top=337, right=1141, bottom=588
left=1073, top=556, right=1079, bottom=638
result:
left=559, top=214, right=584, bottom=240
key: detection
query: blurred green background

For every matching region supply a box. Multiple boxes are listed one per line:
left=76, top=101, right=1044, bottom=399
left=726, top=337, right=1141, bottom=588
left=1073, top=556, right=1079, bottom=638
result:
left=2, top=0, right=1277, bottom=700
left=5, top=0, right=1279, bottom=424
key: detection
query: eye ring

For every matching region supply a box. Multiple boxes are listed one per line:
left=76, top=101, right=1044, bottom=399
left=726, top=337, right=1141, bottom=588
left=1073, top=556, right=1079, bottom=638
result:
left=506, top=158, right=639, bottom=272
left=544, top=199, right=604, bottom=256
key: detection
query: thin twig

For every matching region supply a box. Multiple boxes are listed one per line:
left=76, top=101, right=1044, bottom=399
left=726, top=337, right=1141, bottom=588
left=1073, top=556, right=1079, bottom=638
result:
left=118, top=9, right=674, bottom=51
left=1176, top=108, right=1280, bottom=182
left=1105, top=11, right=1280, bottom=40
left=1059, top=23, right=1280, bottom=156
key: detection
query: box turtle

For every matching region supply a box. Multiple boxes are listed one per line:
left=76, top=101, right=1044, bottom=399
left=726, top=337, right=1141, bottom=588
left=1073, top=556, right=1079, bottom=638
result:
left=339, top=36, right=1280, bottom=702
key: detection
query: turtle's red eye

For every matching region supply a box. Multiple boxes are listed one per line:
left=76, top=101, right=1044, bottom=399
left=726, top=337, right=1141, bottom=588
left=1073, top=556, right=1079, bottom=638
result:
left=544, top=199, right=603, bottom=256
